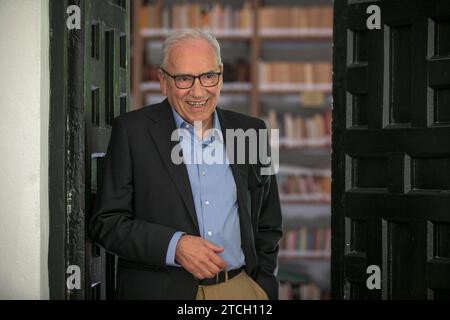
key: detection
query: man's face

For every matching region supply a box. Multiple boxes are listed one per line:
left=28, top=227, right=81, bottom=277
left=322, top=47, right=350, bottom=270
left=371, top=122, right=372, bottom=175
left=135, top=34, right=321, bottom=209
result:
left=158, top=39, right=223, bottom=126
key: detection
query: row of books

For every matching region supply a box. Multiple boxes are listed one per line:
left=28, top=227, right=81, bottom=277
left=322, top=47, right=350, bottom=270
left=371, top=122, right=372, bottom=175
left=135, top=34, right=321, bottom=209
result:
left=140, top=3, right=253, bottom=31
left=279, top=282, right=329, bottom=300
left=142, top=63, right=159, bottom=82
left=265, top=110, right=331, bottom=146
left=223, top=59, right=251, bottom=83
left=142, top=59, right=251, bottom=83
left=279, top=174, right=331, bottom=198
left=280, top=227, right=331, bottom=253
left=259, top=62, right=332, bottom=84
left=260, top=6, right=333, bottom=30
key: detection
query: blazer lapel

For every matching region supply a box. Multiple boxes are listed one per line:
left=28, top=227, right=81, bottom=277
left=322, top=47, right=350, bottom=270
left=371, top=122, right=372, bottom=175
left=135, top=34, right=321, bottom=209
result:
left=146, top=100, right=199, bottom=234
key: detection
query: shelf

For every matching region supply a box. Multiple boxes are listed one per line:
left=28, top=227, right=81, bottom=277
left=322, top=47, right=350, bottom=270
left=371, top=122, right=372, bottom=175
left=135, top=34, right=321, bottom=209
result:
left=140, top=81, right=252, bottom=93
left=279, top=250, right=331, bottom=259
left=222, top=82, right=252, bottom=92
left=276, top=136, right=331, bottom=148
left=141, top=82, right=332, bottom=94
left=141, top=28, right=332, bottom=41
left=260, top=28, right=332, bottom=41
left=260, top=83, right=332, bottom=93
left=278, top=165, right=330, bottom=176
left=279, top=144, right=330, bottom=152
left=141, top=28, right=252, bottom=40
left=261, top=95, right=332, bottom=114
left=279, top=194, right=330, bottom=204
left=280, top=203, right=330, bottom=228
left=264, top=106, right=332, bottom=117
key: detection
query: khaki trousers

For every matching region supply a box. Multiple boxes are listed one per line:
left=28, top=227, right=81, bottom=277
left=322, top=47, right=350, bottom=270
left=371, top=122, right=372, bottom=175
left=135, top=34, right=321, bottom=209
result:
left=196, top=270, right=269, bottom=300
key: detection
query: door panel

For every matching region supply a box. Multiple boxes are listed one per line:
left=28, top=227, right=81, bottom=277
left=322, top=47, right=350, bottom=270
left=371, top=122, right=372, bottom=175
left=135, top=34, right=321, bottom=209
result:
left=332, top=0, right=450, bottom=299
left=49, top=0, right=130, bottom=300
left=85, top=0, right=130, bottom=300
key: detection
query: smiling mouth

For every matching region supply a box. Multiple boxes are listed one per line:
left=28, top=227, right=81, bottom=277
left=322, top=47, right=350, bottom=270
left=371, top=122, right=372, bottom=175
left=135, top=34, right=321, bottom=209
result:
left=187, top=100, right=208, bottom=107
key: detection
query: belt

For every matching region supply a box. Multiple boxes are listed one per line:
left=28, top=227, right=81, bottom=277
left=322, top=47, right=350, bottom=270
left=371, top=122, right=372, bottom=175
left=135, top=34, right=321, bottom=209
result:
left=198, top=267, right=244, bottom=286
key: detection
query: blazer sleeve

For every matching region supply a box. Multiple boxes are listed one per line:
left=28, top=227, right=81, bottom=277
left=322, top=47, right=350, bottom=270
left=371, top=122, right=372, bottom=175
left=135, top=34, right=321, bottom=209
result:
left=254, top=120, right=284, bottom=300
left=89, top=117, right=177, bottom=268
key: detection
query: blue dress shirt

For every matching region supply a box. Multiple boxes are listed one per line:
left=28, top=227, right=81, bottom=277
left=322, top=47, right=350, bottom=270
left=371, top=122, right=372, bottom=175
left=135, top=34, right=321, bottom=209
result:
left=165, top=107, right=245, bottom=271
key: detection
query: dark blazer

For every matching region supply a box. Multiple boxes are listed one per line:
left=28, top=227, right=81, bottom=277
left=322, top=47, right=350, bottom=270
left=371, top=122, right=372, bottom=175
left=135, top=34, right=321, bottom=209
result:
left=89, top=99, right=283, bottom=300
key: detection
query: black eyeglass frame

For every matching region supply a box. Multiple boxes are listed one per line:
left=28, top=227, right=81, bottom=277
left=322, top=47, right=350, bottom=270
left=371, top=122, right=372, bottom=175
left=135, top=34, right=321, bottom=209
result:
left=160, top=67, right=222, bottom=89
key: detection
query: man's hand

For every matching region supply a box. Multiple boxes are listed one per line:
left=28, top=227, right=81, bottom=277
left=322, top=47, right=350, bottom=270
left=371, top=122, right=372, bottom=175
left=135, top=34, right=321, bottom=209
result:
left=175, top=235, right=227, bottom=279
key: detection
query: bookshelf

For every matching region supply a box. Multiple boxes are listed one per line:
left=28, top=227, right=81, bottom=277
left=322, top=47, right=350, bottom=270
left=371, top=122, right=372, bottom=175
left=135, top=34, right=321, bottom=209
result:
left=131, top=0, right=332, bottom=300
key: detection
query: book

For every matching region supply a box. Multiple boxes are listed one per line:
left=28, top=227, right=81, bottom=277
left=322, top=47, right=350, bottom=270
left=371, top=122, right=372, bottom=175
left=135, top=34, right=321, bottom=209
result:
left=259, top=6, right=332, bottom=31
left=269, top=111, right=331, bottom=147
left=259, top=62, right=332, bottom=85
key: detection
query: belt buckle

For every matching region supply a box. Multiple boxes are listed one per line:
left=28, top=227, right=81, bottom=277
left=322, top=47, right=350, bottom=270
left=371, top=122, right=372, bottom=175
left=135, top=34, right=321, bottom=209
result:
left=219, top=270, right=229, bottom=284
left=215, top=270, right=228, bottom=284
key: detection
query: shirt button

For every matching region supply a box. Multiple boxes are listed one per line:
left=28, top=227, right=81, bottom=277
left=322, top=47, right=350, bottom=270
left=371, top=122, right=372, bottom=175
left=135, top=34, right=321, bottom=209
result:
left=205, top=200, right=210, bottom=206
left=207, top=231, right=212, bottom=236
left=185, top=124, right=190, bottom=129
left=201, top=171, right=206, bottom=176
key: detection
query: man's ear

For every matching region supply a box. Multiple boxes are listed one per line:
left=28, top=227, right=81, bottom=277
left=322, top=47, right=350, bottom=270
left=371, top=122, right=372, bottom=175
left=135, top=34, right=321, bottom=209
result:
left=158, top=69, right=167, bottom=96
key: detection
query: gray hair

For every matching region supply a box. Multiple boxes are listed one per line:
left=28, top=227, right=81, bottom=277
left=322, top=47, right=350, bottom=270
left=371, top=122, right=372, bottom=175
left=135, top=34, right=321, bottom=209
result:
left=160, top=29, right=222, bottom=69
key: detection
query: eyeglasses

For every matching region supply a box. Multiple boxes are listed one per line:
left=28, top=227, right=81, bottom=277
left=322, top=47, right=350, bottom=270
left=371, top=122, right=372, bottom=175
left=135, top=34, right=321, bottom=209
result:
left=160, top=68, right=222, bottom=89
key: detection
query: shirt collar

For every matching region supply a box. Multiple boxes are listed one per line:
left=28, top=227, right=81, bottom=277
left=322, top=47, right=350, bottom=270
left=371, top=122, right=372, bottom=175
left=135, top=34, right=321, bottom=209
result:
left=170, top=106, right=224, bottom=143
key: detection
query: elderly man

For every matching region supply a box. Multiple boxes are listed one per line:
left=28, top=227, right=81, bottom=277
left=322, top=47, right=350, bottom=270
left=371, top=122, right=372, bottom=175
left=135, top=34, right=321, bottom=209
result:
left=89, top=29, right=282, bottom=300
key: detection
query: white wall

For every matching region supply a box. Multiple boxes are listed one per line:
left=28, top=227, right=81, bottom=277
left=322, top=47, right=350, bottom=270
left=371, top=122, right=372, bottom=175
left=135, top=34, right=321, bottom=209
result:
left=0, top=0, right=49, bottom=299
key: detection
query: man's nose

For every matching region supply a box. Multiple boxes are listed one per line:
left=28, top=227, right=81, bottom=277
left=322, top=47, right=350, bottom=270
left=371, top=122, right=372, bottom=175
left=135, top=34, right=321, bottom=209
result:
left=190, top=77, right=205, bottom=97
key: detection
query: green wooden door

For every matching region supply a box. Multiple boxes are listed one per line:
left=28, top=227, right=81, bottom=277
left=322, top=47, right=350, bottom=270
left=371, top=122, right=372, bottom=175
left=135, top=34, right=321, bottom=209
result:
left=332, top=0, right=450, bottom=299
left=49, top=0, right=130, bottom=300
